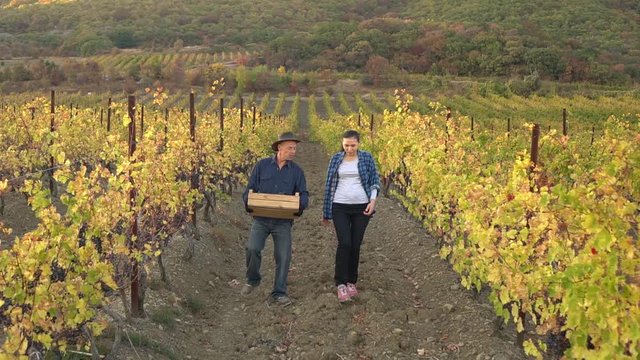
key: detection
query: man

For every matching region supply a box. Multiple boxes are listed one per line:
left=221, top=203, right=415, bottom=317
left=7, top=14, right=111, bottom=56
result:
left=241, top=132, right=309, bottom=306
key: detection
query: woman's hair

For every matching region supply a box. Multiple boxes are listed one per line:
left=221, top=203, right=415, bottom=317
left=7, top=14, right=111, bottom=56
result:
left=342, top=129, right=360, bottom=142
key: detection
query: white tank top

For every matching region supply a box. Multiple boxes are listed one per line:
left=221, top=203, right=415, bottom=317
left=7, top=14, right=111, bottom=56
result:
left=333, top=158, right=369, bottom=204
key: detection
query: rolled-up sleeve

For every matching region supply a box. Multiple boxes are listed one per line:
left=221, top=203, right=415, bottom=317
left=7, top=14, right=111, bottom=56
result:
left=242, top=162, right=260, bottom=207
left=322, top=155, right=339, bottom=220
left=368, top=154, right=381, bottom=193
left=295, top=170, right=309, bottom=211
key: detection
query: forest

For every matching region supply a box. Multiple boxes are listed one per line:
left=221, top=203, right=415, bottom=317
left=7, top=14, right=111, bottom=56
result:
left=0, top=0, right=638, bottom=85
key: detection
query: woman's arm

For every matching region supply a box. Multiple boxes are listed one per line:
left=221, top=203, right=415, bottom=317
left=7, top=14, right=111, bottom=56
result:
left=322, top=154, right=338, bottom=220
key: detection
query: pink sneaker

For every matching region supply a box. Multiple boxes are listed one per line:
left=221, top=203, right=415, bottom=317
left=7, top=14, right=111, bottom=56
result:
left=337, top=284, right=351, bottom=303
left=346, top=283, right=358, bottom=298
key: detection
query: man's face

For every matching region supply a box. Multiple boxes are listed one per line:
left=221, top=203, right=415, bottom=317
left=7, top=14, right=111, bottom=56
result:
left=342, top=137, right=359, bottom=156
left=278, top=141, right=297, bottom=161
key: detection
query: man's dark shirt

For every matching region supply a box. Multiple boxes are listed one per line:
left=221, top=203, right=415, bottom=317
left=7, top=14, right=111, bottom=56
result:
left=242, top=155, right=309, bottom=219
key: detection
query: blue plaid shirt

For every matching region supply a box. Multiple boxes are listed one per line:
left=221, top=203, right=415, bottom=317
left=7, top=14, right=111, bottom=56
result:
left=322, top=150, right=381, bottom=220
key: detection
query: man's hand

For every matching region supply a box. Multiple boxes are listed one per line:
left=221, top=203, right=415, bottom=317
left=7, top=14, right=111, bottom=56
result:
left=363, top=199, right=376, bottom=216
left=321, top=219, right=331, bottom=226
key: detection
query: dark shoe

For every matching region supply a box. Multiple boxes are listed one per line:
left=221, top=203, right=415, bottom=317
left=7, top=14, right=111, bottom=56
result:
left=240, top=284, right=255, bottom=296
left=269, top=295, right=292, bottom=307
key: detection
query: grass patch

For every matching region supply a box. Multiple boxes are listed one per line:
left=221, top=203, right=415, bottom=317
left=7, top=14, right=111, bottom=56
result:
left=44, top=350, right=90, bottom=360
left=147, top=278, right=167, bottom=291
left=90, top=326, right=179, bottom=359
left=42, top=340, right=125, bottom=359
left=150, top=306, right=180, bottom=330
left=122, top=330, right=180, bottom=360
left=181, top=296, right=205, bottom=314
left=42, top=335, right=111, bottom=359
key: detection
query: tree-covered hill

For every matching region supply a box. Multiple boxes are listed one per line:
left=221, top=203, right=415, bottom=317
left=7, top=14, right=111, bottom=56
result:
left=0, top=0, right=638, bottom=84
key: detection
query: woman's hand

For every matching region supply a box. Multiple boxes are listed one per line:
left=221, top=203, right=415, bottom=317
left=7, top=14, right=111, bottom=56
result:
left=363, top=199, right=376, bottom=216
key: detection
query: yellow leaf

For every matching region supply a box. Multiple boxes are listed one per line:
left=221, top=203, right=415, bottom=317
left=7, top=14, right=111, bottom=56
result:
left=55, top=151, right=66, bottom=164
left=36, top=333, right=53, bottom=348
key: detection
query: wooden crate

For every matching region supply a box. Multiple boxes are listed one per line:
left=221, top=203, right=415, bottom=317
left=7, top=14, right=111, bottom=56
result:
left=247, top=190, right=300, bottom=219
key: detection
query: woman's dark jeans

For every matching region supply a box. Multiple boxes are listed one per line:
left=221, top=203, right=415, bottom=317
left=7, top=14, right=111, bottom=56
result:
left=332, top=203, right=371, bottom=286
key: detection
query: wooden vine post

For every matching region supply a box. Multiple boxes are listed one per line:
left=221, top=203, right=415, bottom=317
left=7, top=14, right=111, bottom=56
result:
left=369, top=113, right=374, bottom=142
left=164, top=108, right=169, bottom=141
left=511, top=123, right=541, bottom=346
left=444, top=107, right=452, bottom=154
left=252, top=105, right=256, bottom=131
left=141, top=105, right=145, bottom=135
left=530, top=123, right=540, bottom=175
left=127, top=95, right=143, bottom=318
left=471, top=116, right=475, bottom=141
left=189, top=92, right=199, bottom=238
left=49, top=90, right=56, bottom=196
left=219, top=97, right=225, bottom=151
left=107, top=97, right=112, bottom=132
left=240, top=96, right=244, bottom=130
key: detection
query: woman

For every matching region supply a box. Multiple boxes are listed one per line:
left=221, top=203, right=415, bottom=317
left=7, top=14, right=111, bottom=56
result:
left=322, top=130, right=381, bottom=303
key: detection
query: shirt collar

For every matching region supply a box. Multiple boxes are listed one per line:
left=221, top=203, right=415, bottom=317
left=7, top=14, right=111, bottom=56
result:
left=271, top=154, right=291, bottom=167
left=338, top=150, right=361, bottom=160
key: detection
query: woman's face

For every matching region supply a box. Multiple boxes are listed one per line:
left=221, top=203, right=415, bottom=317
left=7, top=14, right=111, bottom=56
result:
left=342, top=137, right=359, bottom=156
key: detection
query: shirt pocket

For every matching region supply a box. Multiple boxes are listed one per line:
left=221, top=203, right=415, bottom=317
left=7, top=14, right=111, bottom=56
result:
left=278, top=176, right=293, bottom=194
left=258, top=173, right=274, bottom=191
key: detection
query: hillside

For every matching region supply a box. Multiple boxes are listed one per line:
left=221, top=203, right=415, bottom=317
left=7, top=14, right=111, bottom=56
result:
left=0, top=0, right=638, bottom=83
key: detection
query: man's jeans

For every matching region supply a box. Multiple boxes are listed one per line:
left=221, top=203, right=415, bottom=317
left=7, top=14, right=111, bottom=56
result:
left=245, top=218, right=293, bottom=297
